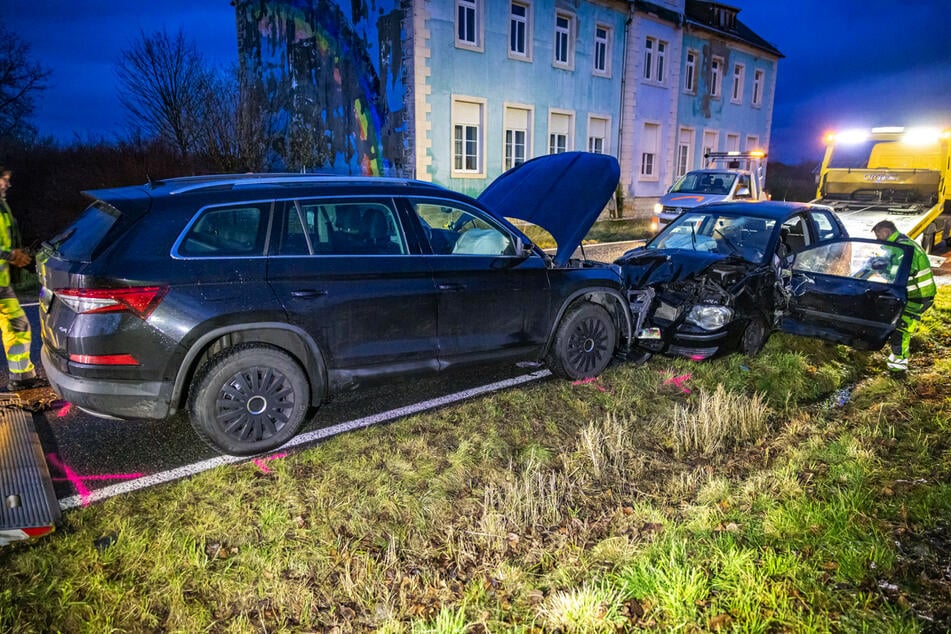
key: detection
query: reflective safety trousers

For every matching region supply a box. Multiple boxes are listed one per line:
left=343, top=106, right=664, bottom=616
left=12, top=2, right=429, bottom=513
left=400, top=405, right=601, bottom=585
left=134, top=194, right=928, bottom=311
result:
left=0, top=285, right=35, bottom=378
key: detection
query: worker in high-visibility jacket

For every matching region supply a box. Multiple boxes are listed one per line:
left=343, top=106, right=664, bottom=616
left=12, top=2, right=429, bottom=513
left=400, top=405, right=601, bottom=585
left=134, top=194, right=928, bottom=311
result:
left=872, top=220, right=938, bottom=373
left=0, top=167, right=40, bottom=391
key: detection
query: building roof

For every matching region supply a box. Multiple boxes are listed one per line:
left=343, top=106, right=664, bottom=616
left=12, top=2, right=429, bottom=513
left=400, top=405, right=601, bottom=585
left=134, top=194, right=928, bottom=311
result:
left=683, top=0, right=784, bottom=58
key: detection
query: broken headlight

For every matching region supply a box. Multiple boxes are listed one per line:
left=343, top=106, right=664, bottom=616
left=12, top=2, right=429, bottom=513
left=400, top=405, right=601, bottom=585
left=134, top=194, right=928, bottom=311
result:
left=685, top=304, right=733, bottom=330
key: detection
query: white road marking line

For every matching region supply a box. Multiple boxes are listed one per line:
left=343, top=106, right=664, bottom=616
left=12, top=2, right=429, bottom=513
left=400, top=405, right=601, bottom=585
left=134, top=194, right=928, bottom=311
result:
left=58, top=369, right=551, bottom=510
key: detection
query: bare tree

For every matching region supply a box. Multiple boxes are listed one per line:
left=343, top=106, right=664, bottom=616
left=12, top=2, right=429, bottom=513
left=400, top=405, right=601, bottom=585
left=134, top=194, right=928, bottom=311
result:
left=116, top=29, right=213, bottom=158
left=194, top=69, right=272, bottom=173
left=0, top=26, right=50, bottom=140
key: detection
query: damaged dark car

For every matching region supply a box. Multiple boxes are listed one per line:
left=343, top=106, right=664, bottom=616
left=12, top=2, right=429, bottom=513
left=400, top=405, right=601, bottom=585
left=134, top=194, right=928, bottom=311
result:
left=616, top=201, right=916, bottom=360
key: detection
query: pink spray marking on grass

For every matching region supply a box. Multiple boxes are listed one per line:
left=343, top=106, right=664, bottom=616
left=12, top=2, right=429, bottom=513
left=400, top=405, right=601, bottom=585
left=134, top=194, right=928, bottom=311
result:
left=46, top=453, right=144, bottom=507
left=661, top=372, right=693, bottom=394
left=253, top=453, right=287, bottom=474
left=572, top=377, right=607, bottom=392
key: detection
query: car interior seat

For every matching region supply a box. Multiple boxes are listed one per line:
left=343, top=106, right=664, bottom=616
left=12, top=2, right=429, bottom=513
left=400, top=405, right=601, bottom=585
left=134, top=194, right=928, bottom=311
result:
left=362, top=207, right=401, bottom=254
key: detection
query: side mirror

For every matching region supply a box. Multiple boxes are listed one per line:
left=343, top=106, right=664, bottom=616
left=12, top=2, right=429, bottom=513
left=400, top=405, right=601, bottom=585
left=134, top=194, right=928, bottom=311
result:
left=736, top=187, right=751, bottom=198
left=514, top=236, right=533, bottom=259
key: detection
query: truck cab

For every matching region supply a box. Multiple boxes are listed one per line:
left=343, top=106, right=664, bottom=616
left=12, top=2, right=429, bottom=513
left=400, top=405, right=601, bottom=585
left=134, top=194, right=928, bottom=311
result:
left=812, top=126, right=951, bottom=254
left=654, top=151, right=768, bottom=232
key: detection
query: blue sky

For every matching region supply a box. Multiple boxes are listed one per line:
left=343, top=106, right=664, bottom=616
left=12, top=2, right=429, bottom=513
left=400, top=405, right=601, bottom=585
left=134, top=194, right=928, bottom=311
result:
left=7, top=0, right=951, bottom=164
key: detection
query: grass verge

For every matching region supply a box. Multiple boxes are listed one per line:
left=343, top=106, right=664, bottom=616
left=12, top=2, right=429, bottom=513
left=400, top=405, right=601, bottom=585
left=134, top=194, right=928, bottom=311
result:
left=2, top=289, right=949, bottom=632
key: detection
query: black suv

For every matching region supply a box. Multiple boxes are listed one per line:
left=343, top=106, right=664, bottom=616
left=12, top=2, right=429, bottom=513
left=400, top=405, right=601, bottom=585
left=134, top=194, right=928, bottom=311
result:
left=38, top=153, right=632, bottom=455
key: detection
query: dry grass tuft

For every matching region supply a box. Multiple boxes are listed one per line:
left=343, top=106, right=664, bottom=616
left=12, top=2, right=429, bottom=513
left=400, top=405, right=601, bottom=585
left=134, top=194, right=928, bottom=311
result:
left=668, top=384, right=770, bottom=456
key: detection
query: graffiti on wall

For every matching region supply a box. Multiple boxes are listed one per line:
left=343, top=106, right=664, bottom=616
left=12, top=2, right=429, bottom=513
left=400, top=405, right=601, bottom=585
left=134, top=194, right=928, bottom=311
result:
left=237, top=0, right=409, bottom=175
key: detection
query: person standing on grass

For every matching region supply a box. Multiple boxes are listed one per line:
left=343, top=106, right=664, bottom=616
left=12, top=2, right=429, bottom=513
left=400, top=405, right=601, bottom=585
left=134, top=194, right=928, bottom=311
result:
left=0, top=166, right=40, bottom=391
left=871, top=219, right=937, bottom=373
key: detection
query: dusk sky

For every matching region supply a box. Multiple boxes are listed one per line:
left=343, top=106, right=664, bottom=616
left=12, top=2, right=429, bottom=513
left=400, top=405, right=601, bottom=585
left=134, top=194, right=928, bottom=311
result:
left=7, top=0, right=951, bottom=165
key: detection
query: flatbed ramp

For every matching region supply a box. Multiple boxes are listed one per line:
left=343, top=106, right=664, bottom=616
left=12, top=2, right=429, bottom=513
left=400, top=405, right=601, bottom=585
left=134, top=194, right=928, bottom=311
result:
left=0, top=394, right=60, bottom=545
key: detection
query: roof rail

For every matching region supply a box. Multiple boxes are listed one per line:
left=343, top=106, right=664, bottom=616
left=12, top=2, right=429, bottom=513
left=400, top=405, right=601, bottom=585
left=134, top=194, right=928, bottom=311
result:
left=162, top=174, right=429, bottom=196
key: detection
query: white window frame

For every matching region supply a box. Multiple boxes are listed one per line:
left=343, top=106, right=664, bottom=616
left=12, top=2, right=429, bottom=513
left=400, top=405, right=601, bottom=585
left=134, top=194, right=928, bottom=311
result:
left=455, top=0, right=483, bottom=52
left=702, top=129, right=719, bottom=164
left=508, top=1, right=532, bottom=61
left=731, top=63, right=745, bottom=104
left=683, top=49, right=698, bottom=94
left=726, top=133, right=740, bottom=153
left=553, top=11, right=575, bottom=70
left=745, top=135, right=759, bottom=151
left=639, top=122, right=660, bottom=181
left=451, top=95, right=486, bottom=177
left=593, top=24, right=611, bottom=77
left=644, top=37, right=667, bottom=83
left=503, top=103, right=533, bottom=170
left=710, top=56, right=723, bottom=98
left=752, top=69, right=764, bottom=107
left=676, top=127, right=694, bottom=177
left=548, top=109, right=574, bottom=154
left=587, top=115, right=610, bottom=154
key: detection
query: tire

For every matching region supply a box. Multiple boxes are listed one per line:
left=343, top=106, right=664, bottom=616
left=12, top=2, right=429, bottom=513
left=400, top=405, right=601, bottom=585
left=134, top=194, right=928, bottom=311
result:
left=740, top=314, right=770, bottom=356
left=188, top=344, right=310, bottom=456
left=547, top=303, right=617, bottom=380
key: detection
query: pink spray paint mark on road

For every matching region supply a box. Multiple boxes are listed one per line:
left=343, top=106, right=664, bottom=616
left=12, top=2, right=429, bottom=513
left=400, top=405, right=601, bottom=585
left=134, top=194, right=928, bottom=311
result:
left=661, top=372, right=693, bottom=394
left=56, top=402, right=72, bottom=417
left=572, top=377, right=607, bottom=392
left=253, top=453, right=287, bottom=474
left=46, top=453, right=145, bottom=507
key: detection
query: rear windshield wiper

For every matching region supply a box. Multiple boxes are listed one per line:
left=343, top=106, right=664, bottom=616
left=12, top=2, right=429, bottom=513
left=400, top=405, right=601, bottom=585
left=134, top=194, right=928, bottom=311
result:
left=41, top=227, right=76, bottom=253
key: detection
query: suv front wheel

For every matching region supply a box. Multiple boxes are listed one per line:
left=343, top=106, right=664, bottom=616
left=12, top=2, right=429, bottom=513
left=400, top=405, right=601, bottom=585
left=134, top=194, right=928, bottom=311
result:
left=188, top=344, right=310, bottom=455
left=547, top=303, right=617, bottom=380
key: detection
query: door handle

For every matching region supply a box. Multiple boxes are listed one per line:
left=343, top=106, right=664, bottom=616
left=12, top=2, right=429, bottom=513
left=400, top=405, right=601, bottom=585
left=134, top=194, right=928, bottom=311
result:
left=290, top=289, right=328, bottom=298
left=437, top=282, right=466, bottom=291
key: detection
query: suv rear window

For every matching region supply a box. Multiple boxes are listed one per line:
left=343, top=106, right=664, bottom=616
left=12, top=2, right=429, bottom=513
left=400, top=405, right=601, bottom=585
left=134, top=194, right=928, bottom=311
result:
left=47, top=201, right=120, bottom=262
left=179, top=204, right=270, bottom=257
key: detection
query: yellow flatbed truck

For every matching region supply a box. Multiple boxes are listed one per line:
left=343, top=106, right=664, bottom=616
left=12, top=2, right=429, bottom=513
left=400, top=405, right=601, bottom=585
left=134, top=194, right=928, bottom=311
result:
left=812, top=126, right=951, bottom=253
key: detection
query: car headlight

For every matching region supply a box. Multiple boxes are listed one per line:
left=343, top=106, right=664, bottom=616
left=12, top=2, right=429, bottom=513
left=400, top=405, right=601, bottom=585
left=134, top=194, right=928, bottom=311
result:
left=653, top=202, right=664, bottom=215
left=685, top=304, right=733, bottom=330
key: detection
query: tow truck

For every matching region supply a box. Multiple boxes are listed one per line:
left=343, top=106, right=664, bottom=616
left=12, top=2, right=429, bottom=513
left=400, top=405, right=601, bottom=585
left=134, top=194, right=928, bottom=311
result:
left=653, top=150, right=769, bottom=232
left=812, top=126, right=951, bottom=254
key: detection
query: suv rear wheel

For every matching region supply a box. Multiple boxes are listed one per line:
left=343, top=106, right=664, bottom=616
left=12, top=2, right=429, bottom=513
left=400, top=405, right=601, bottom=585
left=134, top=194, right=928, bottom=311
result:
left=188, top=344, right=310, bottom=455
left=547, top=303, right=616, bottom=380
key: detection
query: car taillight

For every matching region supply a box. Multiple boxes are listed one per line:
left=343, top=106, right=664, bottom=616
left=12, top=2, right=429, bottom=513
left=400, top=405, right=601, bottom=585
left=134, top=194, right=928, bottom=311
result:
left=55, top=286, right=168, bottom=319
left=69, top=353, right=140, bottom=366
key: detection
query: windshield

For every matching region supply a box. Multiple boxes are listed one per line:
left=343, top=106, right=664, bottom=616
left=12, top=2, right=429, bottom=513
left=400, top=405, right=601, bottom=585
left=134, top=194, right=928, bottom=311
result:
left=44, top=201, right=121, bottom=262
left=647, top=211, right=776, bottom=263
left=669, top=172, right=736, bottom=195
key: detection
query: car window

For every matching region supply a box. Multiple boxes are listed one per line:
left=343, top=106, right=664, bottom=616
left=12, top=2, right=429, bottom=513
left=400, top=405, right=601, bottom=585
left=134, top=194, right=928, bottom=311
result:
left=779, top=215, right=810, bottom=254
left=410, top=199, right=515, bottom=256
left=810, top=210, right=841, bottom=242
left=179, top=204, right=270, bottom=257
left=793, top=241, right=906, bottom=281
left=287, top=200, right=407, bottom=256
left=735, top=174, right=752, bottom=198
left=47, top=201, right=121, bottom=262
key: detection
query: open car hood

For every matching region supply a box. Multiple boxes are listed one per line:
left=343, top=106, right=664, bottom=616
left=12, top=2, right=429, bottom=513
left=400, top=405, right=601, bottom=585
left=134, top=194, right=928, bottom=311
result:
left=478, top=152, right=620, bottom=266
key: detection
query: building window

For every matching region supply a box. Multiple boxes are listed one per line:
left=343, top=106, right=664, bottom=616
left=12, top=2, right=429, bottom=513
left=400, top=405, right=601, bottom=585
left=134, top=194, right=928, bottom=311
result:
left=644, top=37, right=666, bottom=83
left=640, top=123, right=659, bottom=179
left=676, top=127, right=693, bottom=177
left=683, top=50, right=697, bottom=93
left=702, top=129, right=718, bottom=162
left=726, top=133, right=740, bottom=152
left=745, top=135, right=759, bottom=151
left=509, top=2, right=530, bottom=59
left=593, top=25, right=610, bottom=76
left=503, top=105, right=532, bottom=170
left=553, top=12, right=574, bottom=68
left=588, top=116, right=609, bottom=154
left=549, top=110, right=573, bottom=154
left=710, top=56, right=723, bottom=98
left=456, top=0, right=482, bottom=50
left=731, top=63, right=745, bottom=103
left=452, top=98, right=484, bottom=175
left=752, top=69, right=764, bottom=106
